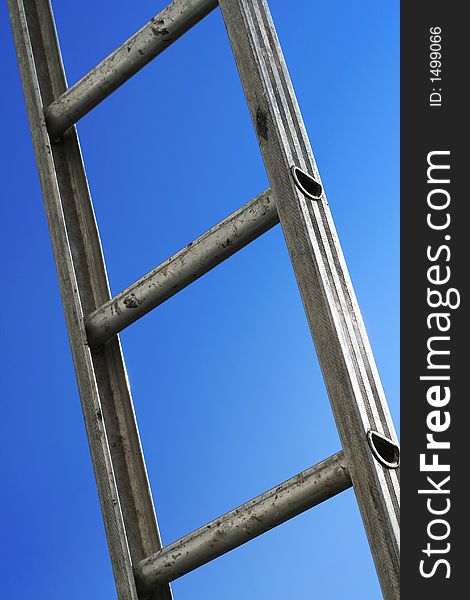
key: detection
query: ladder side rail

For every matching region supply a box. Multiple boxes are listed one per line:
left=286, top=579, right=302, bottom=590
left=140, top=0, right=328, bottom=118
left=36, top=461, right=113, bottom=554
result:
left=7, top=2, right=172, bottom=599
left=45, top=0, right=218, bottom=138
left=217, top=1, right=400, bottom=598
left=86, top=188, right=278, bottom=348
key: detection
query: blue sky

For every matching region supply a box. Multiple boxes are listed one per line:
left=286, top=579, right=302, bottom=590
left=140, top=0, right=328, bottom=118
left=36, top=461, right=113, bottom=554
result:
left=0, top=1, right=399, bottom=598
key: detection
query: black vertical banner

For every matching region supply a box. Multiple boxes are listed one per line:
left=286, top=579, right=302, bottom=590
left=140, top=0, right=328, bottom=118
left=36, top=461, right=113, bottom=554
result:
left=401, top=2, right=467, bottom=599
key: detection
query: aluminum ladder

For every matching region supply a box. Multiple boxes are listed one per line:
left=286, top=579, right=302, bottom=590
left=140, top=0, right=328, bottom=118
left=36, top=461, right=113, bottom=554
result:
left=8, top=1, right=400, bottom=598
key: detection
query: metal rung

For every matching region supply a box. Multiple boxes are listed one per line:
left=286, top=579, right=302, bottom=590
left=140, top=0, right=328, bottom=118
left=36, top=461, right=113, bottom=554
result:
left=134, top=451, right=351, bottom=597
left=86, top=188, right=277, bottom=348
left=45, top=0, right=218, bottom=138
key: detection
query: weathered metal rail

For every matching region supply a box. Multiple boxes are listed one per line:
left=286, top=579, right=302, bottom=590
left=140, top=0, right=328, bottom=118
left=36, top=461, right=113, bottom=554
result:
left=217, top=1, right=400, bottom=598
left=7, top=1, right=172, bottom=599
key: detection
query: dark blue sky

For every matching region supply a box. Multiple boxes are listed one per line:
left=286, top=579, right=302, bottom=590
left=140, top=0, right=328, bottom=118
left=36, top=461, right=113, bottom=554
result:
left=1, top=1, right=399, bottom=598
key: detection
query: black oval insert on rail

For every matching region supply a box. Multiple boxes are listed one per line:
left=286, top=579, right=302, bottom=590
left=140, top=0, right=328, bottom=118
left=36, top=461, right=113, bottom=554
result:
left=291, top=166, right=323, bottom=200
left=367, top=430, right=400, bottom=469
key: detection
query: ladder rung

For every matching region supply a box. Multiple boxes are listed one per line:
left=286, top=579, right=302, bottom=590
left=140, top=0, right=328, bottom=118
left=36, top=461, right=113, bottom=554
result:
left=85, top=188, right=277, bottom=348
left=134, top=451, right=351, bottom=596
left=45, top=0, right=218, bottom=138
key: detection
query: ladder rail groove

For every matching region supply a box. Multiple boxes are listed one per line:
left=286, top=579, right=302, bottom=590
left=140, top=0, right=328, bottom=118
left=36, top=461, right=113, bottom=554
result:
left=217, top=1, right=400, bottom=597
left=7, top=1, right=173, bottom=599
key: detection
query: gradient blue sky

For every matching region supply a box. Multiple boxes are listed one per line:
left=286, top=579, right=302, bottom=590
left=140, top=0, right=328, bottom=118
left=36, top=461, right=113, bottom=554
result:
left=0, top=1, right=399, bottom=598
